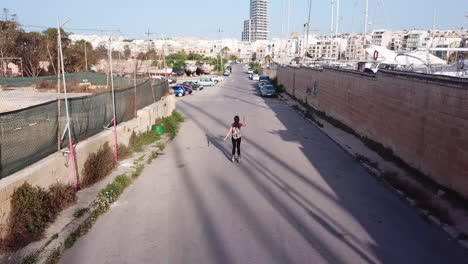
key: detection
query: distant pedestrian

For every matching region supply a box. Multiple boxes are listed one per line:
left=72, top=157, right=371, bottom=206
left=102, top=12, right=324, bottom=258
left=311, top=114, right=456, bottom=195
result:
left=224, top=115, right=247, bottom=162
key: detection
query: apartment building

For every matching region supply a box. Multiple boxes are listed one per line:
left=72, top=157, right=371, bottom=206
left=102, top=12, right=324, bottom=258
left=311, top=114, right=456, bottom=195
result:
left=242, top=0, right=269, bottom=41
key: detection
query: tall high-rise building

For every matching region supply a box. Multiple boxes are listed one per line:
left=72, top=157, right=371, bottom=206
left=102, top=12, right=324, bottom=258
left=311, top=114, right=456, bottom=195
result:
left=242, top=0, right=269, bottom=41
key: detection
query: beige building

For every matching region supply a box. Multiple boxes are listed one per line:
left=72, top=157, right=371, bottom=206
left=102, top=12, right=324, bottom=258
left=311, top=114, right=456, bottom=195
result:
left=344, top=35, right=366, bottom=61
left=308, top=39, right=340, bottom=60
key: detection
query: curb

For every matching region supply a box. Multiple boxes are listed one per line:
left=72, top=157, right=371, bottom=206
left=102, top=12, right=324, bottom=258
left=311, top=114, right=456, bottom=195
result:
left=277, top=92, right=468, bottom=251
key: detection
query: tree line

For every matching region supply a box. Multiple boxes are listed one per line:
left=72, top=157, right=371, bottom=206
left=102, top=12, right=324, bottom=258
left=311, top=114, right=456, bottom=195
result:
left=0, top=9, right=112, bottom=77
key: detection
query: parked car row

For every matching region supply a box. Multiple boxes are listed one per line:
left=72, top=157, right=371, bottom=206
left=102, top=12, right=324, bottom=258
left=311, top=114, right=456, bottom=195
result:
left=171, top=75, right=224, bottom=97
left=252, top=75, right=277, bottom=97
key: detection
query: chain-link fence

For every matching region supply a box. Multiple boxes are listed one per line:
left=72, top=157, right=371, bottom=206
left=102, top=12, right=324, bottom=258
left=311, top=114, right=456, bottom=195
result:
left=0, top=76, right=168, bottom=179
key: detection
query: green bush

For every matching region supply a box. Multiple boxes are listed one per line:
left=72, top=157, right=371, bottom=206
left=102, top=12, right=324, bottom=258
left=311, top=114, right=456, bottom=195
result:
left=118, top=144, right=132, bottom=159
left=46, top=183, right=76, bottom=219
left=64, top=232, right=77, bottom=249
left=2, top=183, right=77, bottom=249
left=81, top=142, right=117, bottom=188
left=159, top=110, right=185, bottom=139
left=4, top=183, right=49, bottom=248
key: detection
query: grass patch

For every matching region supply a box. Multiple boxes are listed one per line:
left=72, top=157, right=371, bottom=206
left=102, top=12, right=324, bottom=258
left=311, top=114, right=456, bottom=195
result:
left=64, top=232, right=77, bottom=249
left=156, top=110, right=185, bottom=139
left=119, top=130, right=162, bottom=160
left=147, top=151, right=159, bottom=164
left=45, top=248, right=61, bottom=264
left=1, top=183, right=76, bottom=249
left=156, top=141, right=166, bottom=151
left=44, top=233, right=59, bottom=247
left=73, top=208, right=88, bottom=218
left=21, top=254, right=37, bottom=264
left=118, top=143, right=132, bottom=159
left=81, top=142, right=117, bottom=188
left=92, top=174, right=132, bottom=220
left=119, top=111, right=184, bottom=160
left=131, top=163, right=145, bottom=179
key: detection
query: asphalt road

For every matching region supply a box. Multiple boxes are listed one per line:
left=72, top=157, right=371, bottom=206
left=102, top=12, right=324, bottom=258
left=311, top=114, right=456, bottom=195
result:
left=60, top=65, right=467, bottom=264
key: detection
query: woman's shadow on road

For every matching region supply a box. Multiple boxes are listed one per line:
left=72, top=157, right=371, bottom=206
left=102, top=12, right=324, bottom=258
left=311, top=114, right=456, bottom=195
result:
left=206, top=134, right=232, bottom=161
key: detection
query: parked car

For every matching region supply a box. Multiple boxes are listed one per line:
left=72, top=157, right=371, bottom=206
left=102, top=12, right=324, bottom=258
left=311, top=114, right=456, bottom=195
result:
left=251, top=74, right=260, bottom=81
left=209, top=75, right=224, bottom=82
left=173, top=68, right=185, bottom=76
left=183, top=81, right=203, bottom=91
left=258, top=80, right=271, bottom=89
left=167, top=77, right=177, bottom=84
left=247, top=69, right=253, bottom=74
left=259, top=85, right=276, bottom=97
left=259, top=76, right=270, bottom=82
left=223, top=70, right=230, bottom=76
left=172, top=85, right=186, bottom=97
left=181, top=84, right=193, bottom=94
left=199, top=77, right=215, bottom=86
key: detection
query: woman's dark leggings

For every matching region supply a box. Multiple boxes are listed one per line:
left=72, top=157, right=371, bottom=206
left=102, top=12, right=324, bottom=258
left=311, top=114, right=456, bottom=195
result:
left=232, top=137, right=241, bottom=156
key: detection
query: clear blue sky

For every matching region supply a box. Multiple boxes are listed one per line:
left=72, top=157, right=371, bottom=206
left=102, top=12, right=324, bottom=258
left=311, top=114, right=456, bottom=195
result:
left=3, top=0, right=468, bottom=39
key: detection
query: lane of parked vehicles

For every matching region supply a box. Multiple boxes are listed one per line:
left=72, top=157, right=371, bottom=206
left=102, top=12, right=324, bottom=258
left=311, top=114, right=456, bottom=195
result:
left=169, top=71, right=229, bottom=97
left=245, top=66, right=276, bottom=97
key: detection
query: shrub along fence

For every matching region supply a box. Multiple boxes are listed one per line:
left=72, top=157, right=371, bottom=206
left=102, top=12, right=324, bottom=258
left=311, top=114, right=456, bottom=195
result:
left=0, top=76, right=169, bottom=179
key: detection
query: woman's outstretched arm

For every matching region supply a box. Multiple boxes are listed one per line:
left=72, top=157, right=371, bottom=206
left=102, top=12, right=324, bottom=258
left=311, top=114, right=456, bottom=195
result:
left=224, top=127, right=233, bottom=141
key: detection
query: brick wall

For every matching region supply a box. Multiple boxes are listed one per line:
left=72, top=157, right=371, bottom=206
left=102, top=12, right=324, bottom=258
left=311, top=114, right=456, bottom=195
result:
left=278, top=66, right=468, bottom=199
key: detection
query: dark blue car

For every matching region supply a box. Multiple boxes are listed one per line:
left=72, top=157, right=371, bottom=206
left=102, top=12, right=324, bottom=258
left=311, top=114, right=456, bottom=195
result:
left=172, top=85, right=186, bottom=97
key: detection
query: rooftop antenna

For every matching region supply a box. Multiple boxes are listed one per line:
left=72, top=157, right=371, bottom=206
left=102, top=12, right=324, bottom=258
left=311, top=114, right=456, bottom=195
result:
left=145, top=28, right=156, bottom=51
left=303, top=0, right=312, bottom=64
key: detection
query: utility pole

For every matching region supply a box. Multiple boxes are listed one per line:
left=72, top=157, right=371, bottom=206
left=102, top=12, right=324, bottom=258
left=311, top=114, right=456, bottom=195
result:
left=84, top=41, right=88, bottom=71
left=218, top=28, right=224, bottom=72
left=57, top=27, right=62, bottom=151
left=101, top=29, right=120, bottom=161
left=281, top=0, right=285, bottom=38
left=57, top=18, right=78, bottom=190
left=330, top=0, right=334, bottom=35
left=286, top=0, right=291, bottom=38
left=364, top=0, right=369, bottom=40
left=335, top=0, right=340, bottom=37
left=162, top=33, right=167, bottom=77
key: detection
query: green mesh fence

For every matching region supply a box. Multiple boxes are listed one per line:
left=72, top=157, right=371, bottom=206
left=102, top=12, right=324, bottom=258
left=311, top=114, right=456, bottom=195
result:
left=0, top=72, right=135, bottom=88
left=0, top=77, right=169, bottom=179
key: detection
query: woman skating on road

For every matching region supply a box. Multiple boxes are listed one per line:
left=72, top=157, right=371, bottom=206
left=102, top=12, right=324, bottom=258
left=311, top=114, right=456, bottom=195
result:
left=224, top=115, right=247, bottom=162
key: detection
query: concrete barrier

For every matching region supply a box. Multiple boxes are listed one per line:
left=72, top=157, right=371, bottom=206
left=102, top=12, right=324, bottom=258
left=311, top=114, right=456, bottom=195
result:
left=0, top=94, right=175, bottom=231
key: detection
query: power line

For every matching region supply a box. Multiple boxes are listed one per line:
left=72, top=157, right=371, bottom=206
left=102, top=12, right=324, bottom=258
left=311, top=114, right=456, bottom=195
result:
left=18, top=23, right=106, bottom=32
